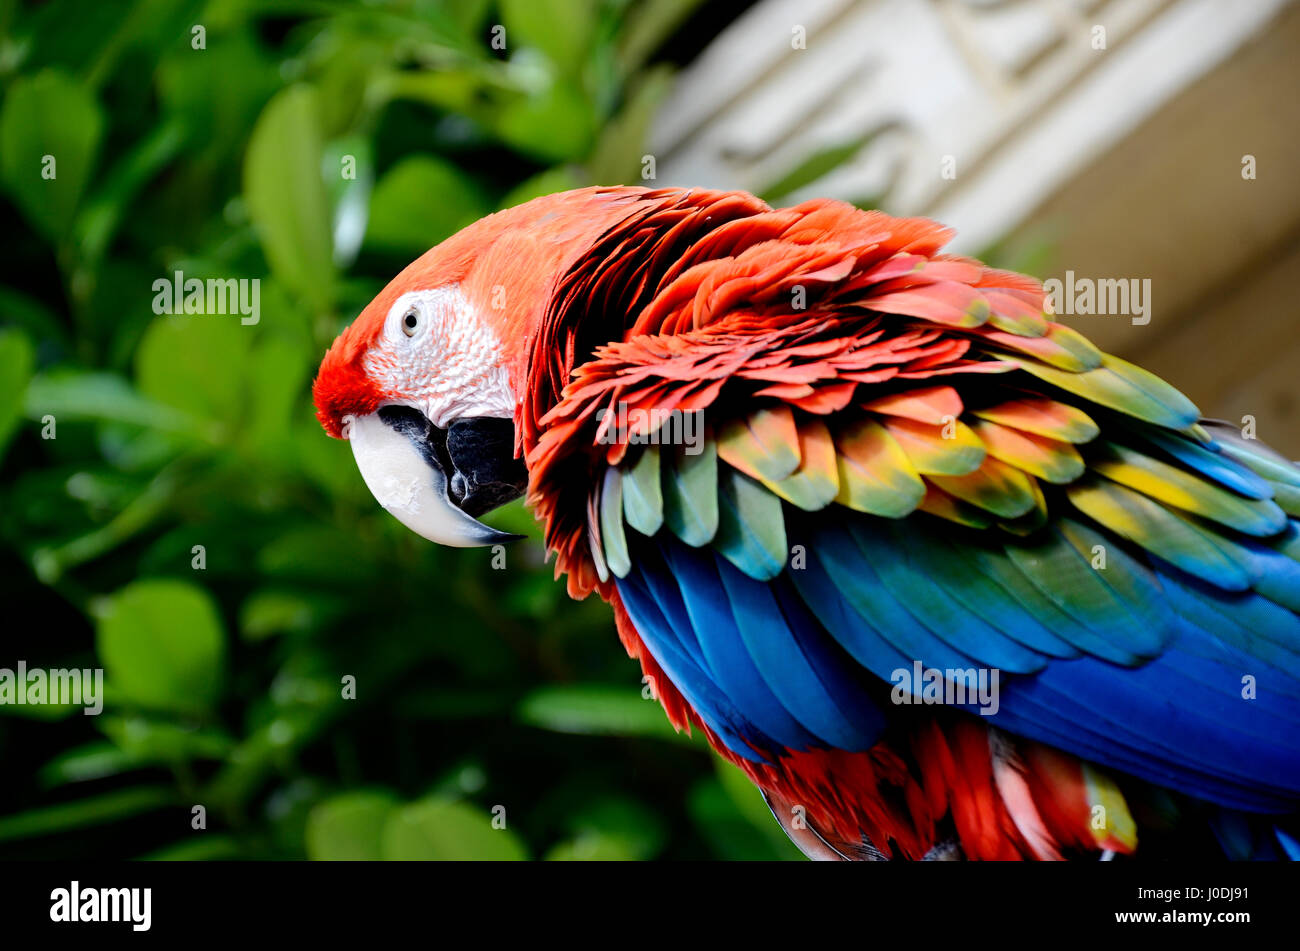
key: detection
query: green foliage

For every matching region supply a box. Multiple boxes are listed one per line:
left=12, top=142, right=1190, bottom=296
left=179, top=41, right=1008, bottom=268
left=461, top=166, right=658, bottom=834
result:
left=0, top=328, right=35, bottom=460
left=0, top=0, right=796, bottom=861
left=516, top=684, right=690, bottom=741
left=94, top=580, right=226, bottom=716
left=243, top=85, right=337, bottom=315
left=381, top=798, right=528, bottom=861
left=365, top=156, right=490, bottom=252
left=0, top=70, right=103, bottom=240
left=305, top=791, right=397, bottom=861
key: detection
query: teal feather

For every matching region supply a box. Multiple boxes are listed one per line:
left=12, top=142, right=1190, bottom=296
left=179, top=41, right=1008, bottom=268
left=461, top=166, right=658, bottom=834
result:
left=662, top=438, right=719, bottom=547
left=714, top=467, right=786, bottom=581
left=622, top=445, right=664, bottom=536
left=599, top=466, right=631, bottom=578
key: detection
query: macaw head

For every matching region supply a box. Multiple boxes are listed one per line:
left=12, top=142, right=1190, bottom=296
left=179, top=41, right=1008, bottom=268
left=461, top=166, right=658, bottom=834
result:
left=312, top=186, right=645, bottom=547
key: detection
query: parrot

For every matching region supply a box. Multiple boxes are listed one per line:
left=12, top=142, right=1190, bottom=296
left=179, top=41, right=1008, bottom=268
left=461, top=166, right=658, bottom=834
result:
left=312, top=185, right=1300, bottom=860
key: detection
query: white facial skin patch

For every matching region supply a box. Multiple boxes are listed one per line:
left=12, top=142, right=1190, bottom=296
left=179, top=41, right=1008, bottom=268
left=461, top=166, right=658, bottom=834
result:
left=362, top=285, right=515, bottom=428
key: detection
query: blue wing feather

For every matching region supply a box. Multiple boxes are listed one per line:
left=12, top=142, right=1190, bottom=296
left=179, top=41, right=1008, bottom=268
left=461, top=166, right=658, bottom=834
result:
left=617, top=510, right=1300, bottom=812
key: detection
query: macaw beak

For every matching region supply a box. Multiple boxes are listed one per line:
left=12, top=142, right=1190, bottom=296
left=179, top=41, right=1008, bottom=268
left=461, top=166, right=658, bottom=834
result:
left=344, top=406, right=528, bottom=547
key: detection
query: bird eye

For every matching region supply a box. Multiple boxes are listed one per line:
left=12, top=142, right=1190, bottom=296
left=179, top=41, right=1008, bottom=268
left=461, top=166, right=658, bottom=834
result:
left=401, top=308, right=419, bottom=337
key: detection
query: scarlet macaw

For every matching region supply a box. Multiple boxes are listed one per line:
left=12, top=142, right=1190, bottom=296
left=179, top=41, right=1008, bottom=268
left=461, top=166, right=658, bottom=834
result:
left=313, top=186, right=1300, bottom=860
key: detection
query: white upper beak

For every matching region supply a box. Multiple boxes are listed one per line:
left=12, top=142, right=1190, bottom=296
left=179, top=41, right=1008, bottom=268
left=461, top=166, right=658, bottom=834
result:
left=344, top=411, right=522, bottom=547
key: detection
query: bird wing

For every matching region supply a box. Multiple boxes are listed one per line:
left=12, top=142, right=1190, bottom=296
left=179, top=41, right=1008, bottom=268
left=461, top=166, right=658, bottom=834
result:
left=523, top=195, right=1300, bottom=814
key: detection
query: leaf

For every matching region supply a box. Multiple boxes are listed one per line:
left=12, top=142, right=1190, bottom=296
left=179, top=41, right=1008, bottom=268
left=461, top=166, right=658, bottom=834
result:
left=243, top=84, right=336, bottom=313
left=0, top=787, right=174, bottom=843
left=38, top=743, right=141, bottom=787
left=156, top=31, right=279, bottom=153
left=500, top=0, right=599, bottom=76
left=0, top=69, right=103, bottom=239
left=0, top=328, right=35, bottom=460
left=245, top=333, right=311, bottom=451
left=135, top=314, right=252, bottom=425
left=364, top=155, right=490, bottom=253
left=100, top=716, right=234, bottom=762
left=759, top=135, right=874, bottom=205
left=23, top=371, right=197, bottom=434
left=517, top=685, right=687, bottom=740
left=94, top=579, right=227, bottom=716
left=494, top=79, right=596, bottom=163
left=323, top=135, right=373, bottom=268
left=139, top=836, right=243, bottom=861
left=306, top=791, right=398, bottom=861
left=239, top=589, right=337, bottom=641
left=544, top=832, right=642, bottom=861
left=381, top=798, right=528, bottom=861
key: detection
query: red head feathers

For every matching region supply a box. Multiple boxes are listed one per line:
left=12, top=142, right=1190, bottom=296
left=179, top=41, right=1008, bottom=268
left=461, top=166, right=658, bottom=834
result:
left=312, top=186, right=674, bottom=440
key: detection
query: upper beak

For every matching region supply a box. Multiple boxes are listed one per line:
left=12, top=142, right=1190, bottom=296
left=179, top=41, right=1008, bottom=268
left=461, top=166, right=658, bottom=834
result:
left=345, top=406, right=528, bottom=547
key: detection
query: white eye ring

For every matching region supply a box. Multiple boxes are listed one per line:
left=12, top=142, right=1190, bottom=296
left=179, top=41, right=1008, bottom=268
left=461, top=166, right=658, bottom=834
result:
left=401, top=307, right=419, bottom=337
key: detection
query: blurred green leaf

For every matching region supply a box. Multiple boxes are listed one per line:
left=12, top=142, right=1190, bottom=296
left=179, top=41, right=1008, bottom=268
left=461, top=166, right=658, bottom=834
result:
left=38, top=741, right=144, bottom=787
left=139, top=835, right=244, bottom=861
left=243, top=84, right=336, bottom=314
left=23, top=370, right=199, bottom=434
left=544, top=831, right=637, bottom=860
left=0, top=69, right=103, bottom=239
left=135, top=314, right=252, bottom=427
left=443, top=0, right=493, bottom=40
left=36, top=719, right=232, bottom=788
left=495, top=78, right=596, bottom=162
left=0, top=327, right=35, bottom=459
left=94, top=579, right=227, bottom=716
left=305, top=790, right=397, bottom=860
left=323, top=135, right=373, bottom=268
left=364, top=155, right=490, bottom=253
left=0, top=786, right=174, bottom=843
left=245, top=334, right=311, bottom=453
left=381, top=797, right=527, bottom=861
left=758, top=134, right=875, bottom=205
left=501, top=0, right=599, bottom=77
left=517, top=684, right=690, bottom=741
left=100, top=715, right=235, bottom=762
left=156, top=31, right=278, bottom=156
left=240, top=589, right=336, bottom=641
left=30, top=462, right=183, bottom=584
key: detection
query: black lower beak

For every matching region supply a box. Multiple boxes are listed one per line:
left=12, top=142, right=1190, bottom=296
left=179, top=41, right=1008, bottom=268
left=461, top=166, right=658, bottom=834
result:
left=445, top=416, right=530, bottom=517
left=378, top=405, right=529, bottom=526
